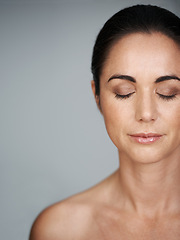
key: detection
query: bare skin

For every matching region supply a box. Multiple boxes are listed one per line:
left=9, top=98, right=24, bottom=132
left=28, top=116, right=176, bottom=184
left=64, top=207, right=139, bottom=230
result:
left=29, top=171, right=180, bottom=239
left=29, top=33, right=180, bottom=240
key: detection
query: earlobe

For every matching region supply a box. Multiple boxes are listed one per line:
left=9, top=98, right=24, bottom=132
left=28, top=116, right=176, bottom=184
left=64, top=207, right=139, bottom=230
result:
left=91, top=80, right=101, bottom=111
left=91, top=80, right=96, bottom=98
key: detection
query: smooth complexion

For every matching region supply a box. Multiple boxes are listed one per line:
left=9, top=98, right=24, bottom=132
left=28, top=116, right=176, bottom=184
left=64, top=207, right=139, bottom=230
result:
left=92, top=32, right=180, bottom=216
left=98, top=33, right=180, bottom=165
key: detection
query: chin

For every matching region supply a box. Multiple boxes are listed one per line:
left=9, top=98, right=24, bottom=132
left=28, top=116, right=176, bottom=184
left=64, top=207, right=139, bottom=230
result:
left=119, top=147, right=166, bottom=165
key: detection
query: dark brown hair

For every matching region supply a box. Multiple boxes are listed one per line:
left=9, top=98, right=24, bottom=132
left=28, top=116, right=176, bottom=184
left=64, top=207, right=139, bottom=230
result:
left=91, top=4, right=180, bottom=96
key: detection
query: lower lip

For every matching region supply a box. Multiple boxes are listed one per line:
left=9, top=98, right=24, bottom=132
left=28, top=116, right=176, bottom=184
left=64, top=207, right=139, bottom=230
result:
left=129, top=136, right=162, bottom=144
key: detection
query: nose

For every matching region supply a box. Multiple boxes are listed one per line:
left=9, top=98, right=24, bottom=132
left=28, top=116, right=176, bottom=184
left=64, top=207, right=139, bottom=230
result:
left=135, top=93, right=158, bottom=122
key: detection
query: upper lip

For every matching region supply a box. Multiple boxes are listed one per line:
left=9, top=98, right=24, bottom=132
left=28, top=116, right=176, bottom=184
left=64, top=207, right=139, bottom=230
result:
left=129, top=133, right=163, bottom=138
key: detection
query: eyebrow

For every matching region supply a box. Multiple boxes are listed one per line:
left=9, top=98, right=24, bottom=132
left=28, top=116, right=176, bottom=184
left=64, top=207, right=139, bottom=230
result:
left=108, top=75, right=136, bottom=83
left=107, top=74, right=180, bottom=83
left=155, top=75, right=180, bottom=83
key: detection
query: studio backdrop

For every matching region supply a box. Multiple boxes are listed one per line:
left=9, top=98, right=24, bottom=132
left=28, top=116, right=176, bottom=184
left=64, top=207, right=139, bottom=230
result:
left=1, top=0, right=179, bottom=239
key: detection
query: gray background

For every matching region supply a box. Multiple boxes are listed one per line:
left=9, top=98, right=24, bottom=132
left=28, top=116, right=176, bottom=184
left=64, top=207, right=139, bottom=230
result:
left=1, top=0, right=180, bottom=239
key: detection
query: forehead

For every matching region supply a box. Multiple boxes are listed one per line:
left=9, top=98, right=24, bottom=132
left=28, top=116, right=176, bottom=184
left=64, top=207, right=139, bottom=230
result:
left=101, top=32, right=180, bottom=80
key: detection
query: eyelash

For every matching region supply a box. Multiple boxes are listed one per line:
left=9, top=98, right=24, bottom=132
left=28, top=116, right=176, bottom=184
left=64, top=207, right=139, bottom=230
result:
left=115, top=92, right=134, bottom=99
left=115, top=92, right=177, bottom=100
left=157, top=93, right=177, bottom=101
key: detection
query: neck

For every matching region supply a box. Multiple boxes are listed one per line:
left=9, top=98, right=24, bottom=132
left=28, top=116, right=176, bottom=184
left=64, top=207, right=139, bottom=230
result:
left=116, top=152, right=180, bottom=218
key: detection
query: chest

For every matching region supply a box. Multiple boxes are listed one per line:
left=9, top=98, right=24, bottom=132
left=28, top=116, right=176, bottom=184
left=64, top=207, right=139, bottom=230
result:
left=85, top=213, right=180, bottom=240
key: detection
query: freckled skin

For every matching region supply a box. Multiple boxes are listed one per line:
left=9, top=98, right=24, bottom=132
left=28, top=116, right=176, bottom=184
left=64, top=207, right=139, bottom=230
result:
left=29, top=33, right=180, bottom=240
left=99, top=32, right=180, bottom=165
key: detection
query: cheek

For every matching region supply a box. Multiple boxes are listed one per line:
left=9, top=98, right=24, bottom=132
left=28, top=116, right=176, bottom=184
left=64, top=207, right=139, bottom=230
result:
left=100, top=92, right=133, bottom=122
left=101, top=97, right=121, bottom=127
left=100, top=95, right=132, bottom=145
left=164, top=104, right=180, bottom=129
left=160, top=104, right=180, bottom=149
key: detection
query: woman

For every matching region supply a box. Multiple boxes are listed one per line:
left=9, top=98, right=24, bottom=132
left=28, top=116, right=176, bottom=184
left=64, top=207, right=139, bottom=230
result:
left=30, top=4, right=180, bottom=239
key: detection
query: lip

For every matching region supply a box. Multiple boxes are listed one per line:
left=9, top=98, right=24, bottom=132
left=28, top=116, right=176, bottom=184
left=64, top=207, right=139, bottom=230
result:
left=129, top=133, right=163, bottom=144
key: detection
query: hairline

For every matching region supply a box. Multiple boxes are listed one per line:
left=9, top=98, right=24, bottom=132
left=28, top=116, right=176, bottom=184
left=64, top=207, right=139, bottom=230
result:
left=94, top=30, right=180, bottom=96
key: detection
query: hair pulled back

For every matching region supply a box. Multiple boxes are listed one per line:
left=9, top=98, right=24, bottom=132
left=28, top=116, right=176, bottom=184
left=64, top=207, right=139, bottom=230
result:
left=91, top=4, right=180, bottom=96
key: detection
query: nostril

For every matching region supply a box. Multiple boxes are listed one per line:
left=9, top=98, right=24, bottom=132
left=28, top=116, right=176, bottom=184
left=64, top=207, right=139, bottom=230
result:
left=135, top=103, right=158, bottom=122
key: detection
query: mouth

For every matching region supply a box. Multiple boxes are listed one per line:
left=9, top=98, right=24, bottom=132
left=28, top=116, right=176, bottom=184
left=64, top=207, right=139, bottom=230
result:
left=129, top=133, right=163, bottom=144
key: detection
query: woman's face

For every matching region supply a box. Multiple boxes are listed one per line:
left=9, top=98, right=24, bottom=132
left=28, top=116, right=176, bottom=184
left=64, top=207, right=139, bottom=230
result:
left=93, top=32, right=180, bottom=163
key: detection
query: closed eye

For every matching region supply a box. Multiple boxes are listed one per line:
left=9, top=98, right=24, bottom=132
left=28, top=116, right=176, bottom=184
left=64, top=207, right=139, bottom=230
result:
left=115, top=92, right=135, bottom=99
left=157, top=93, right=177, bottom=101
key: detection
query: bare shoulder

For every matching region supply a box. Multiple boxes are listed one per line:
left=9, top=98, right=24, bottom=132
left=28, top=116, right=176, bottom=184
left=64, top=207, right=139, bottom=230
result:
left=29, top=196, right=94, bottom=240
left=29, top=172, right=118, bottom=240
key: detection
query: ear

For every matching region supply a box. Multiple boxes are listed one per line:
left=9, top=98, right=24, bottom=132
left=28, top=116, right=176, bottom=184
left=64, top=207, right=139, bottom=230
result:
left=91, top=80, right=101, bottom=111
